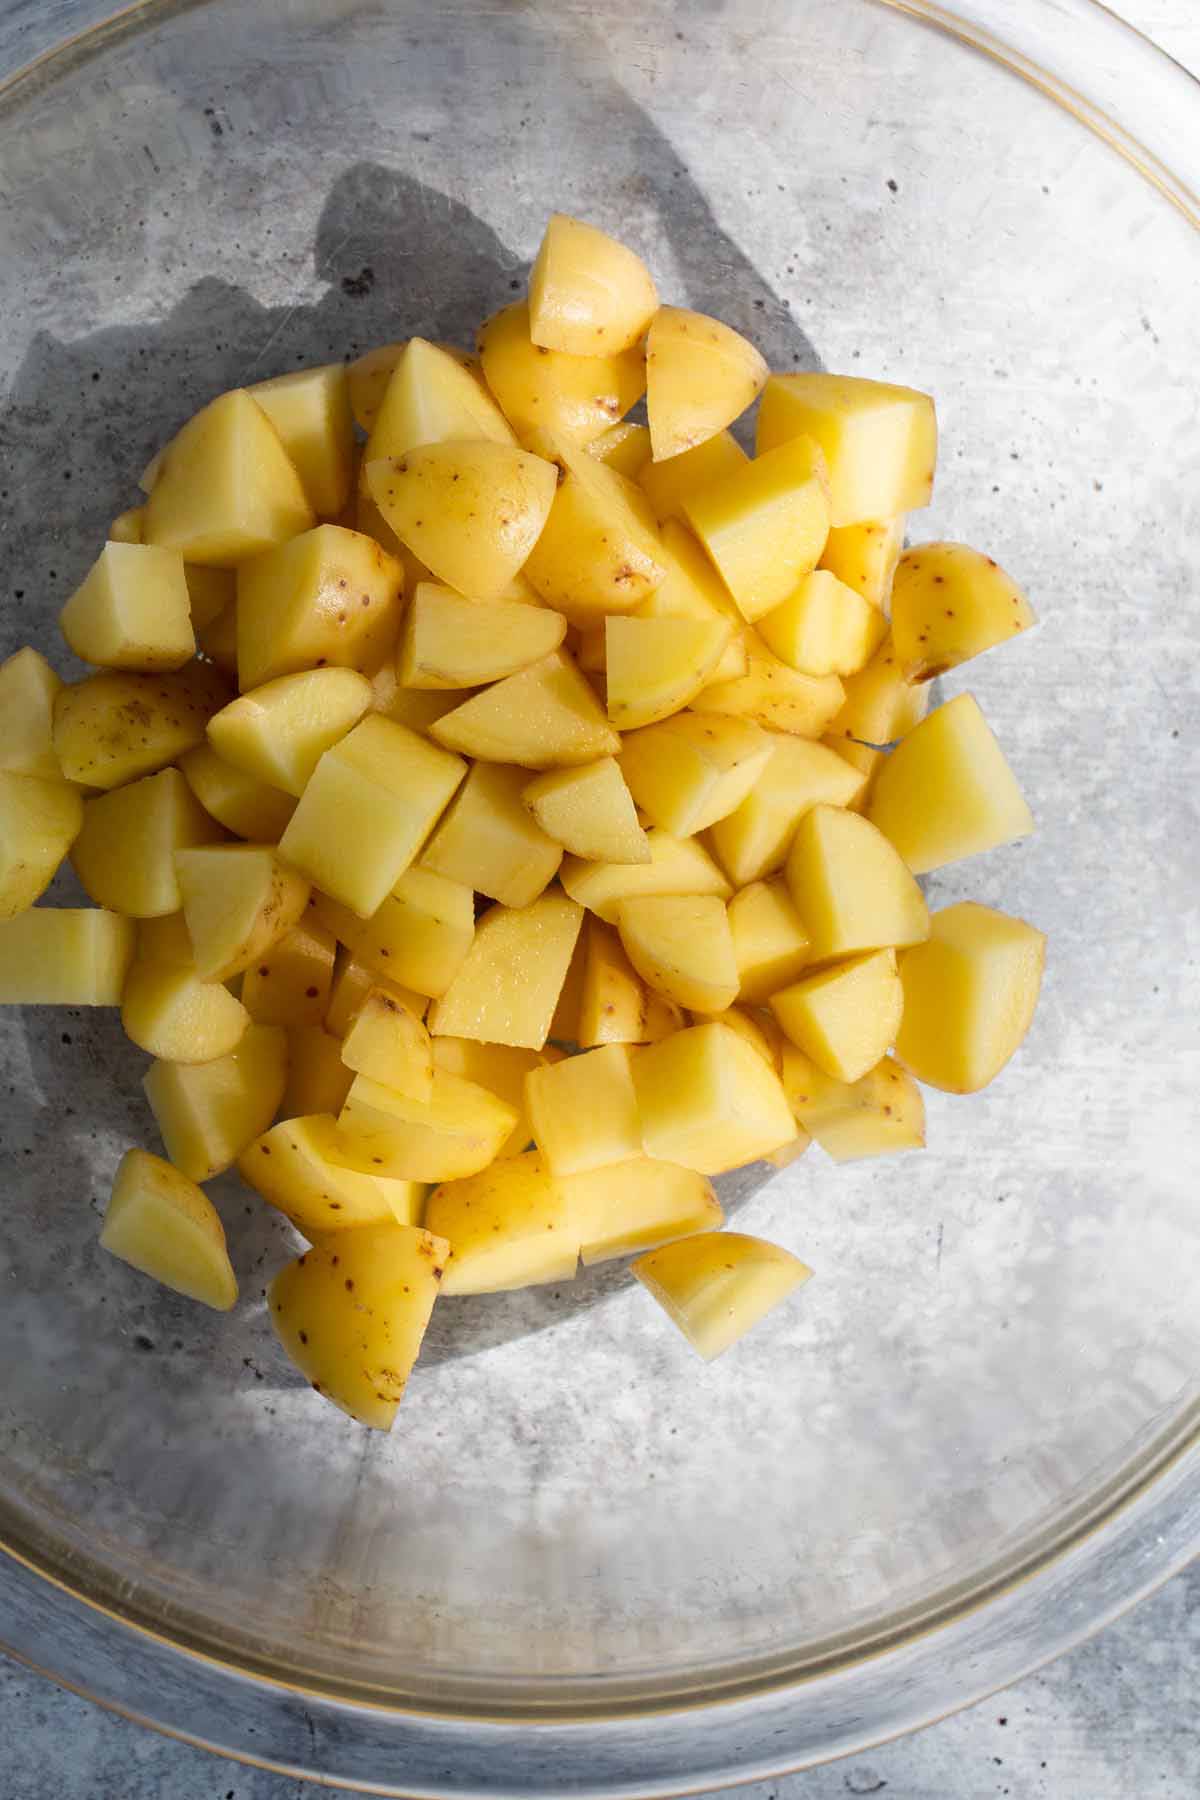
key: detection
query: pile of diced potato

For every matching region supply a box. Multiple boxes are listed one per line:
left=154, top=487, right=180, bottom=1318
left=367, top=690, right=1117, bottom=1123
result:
left=0, top=212, right=1045, bottom=1429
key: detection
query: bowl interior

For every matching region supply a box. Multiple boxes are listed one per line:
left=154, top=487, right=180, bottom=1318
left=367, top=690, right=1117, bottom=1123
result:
left=0, top=0, right=1198, bottom=1723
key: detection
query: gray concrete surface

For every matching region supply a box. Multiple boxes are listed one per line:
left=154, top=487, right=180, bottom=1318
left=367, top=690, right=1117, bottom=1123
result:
left=1, top=2, right=1196, bottom=1796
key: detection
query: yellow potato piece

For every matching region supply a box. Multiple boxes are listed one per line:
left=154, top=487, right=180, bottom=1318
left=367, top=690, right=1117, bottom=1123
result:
left=121, top=958, right=249, bottom=1063
left=697, top=633, right=844, bottom=739
left=564, top=1157, right=722, bottom=1266
left=605, top=615, right=735, bottom=731
left=525, top=1042, right=642, bottom=1176
left=633, top=1231, right=811, bottom=1361
left=528, top=213, right=658, bottom=355
left=632, top=1020, right=795, bottom=1174
left=0, top=773, right=84, bottom=920
left=708, top=734, right=866, bottom=887
left=208, top=667, right=373, bottom=798
left=619, top=712, right=772, bottom=837
left=175, top=844, right=309, bottom=984
left=617, top=895, right=739, bottom=1015
left=431, top=1037, right=553, bottom=1158
left=522, top=758, right=650, bottom=865
left=239, top=1112, right=415, bottom=1237
left=143, top=1023, right=288, bottom=1181
left=587, top=421, right=651, bottom=479
left=378, top=683, right=477, bottom=738
left=365, top=440, right=557, bottom=601
left=398, top=583, right=566, bottom=689
left=143, top=388, right=313, bottom=565
left=701, top=1005, right=785, bottom=1074
left=684, top=436, right=831, bottom=622
left=52, top=663, right=230, bottom=789
left=561, top=828, right=731, bottom=924
left=430, top=650, right=619, bottom=769
left=268, top=1222, right=448, bottom=1429
left=521, top=437, right=668, bottom=624
left=425, top=1151, right=577, bottom=1295
left=178, top=744, right=297, bottom=842
left=889, top=542, right=1037, bottom=682
left=757, top=569, right=887, bottom=678
left=785, top=803, right=929, bottom=963
left=241, top=918, right=337, bottom=1029
left=428, top=890, right=584, bottom=1050
left=867, top=693, right=1034, bottom=875
left=756, top=374, right=937, bottom=527
left=576, top=918, right=678, bottom=1048
left=781, top=1047, right=925, bottom=1162
left=0, top=647, right=64, bottom=780
left=771, top=948, right=902, bottom=1083
left=819, top=515, right=905, bottom=610
left=420, top=761, right=562, bottom=908
left=477, top=299, right=646, bottom=444
left=279, top=715, right=466, bottom=917
left=340, top=986, right=434, bottom=1102
left=325, top=954, right=427, bottom=1039
left=60, top=542, right=194, bottom=671
left=0, top=907, right=134, bottom=1004
left=72, top=767, right=224, bottom=919
left=351, top=866, right=475, bottom=1001
left=636, top=521, right=748, bottom=685
left=101, top=1149, right=237, bottom=1312
left=822, top=635, right=928, bottom=785
left=363, top=337, right=515, bottom=466
left=236, top=525, right=403, bottom=690
left=249, top=362, right=356, bottom=518
left=727, top=878, right=810, bottom=1003
left=646, top=307, right=767, bottom=462
left=335, top=1068, right=517, bottom=1182
left=348, top=340, right=407, bottom=434
left=281, top=1027, right=354, bottom=1121
left=896, top=902, right=1046, bottom=1094
left=639, top=430, right=748, bottom=526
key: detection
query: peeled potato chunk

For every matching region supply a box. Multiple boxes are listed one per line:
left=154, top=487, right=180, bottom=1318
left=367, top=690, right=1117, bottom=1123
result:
left=0, top=647, right=65, bottom=780
left=398, top=583, right=566, bottom=690
left=684, top=436, right=831, bottom=622
left=588, top=421, right=651, bottom=479
left=889, top=542, right=1037, bottom=683
left=281, top=1027, right=355, bottom=1121
left=336, top=1069, right=518, bottom=1182
left=524, top=1042, right=642, bottom=1176
left=560, top=828, right=731, bottom=924
left=351, top=866, right=475, bottom=1001
left=249, top=362, right=357, bottom=518
left=646, top=307, right=767, bottom=462
left=427, top=891, right=584, bottom=1050
left=179, top=744, right=296, bottom=841
left=477, top=299, right=646, bottom=444
left=605, top=615, right=734, bottom=730
left=785, top=803, right=929, bottom=963
left=633, top=1231, right=812, bottom=1361
left=528, top=213, right=658, bottom=355
left=0, top=907, right=134, bottom=1005
left=728, top=878, right=810, bottom=1003
left=632, top=1020, right=795, bottom=1175
left=618, top=712, right=772, bottom=837
left=431, top=1037, right=555, bottom=1159
left=424, top=1152, right=577, bottom=1295
left=522, top=758, right=650, bottom=865
left=708, top=735, right=866, bottom=888
left=757, top=569, right=887, bottom=679
left=617, top=895, right=739, bottom=1015
left=0, top=773, right=84, bottom=921
left=756, top=373, right=936, bottom=527
left=639, top=431, right=748, bottom=526
left=420, top=761, right=562, bottom=908
left=72, top=767, right=225, bottom=920
left=781, top=1047, right=925, bottom=1162
left=576, top=919, right=683, bottom=1048
left=896, top=902, right=1046, bottom=1094
left=60, top=542, right=194, bottom=671
left=819, top=515, right=905, bottom=610
left=121, top=958, right=250, bottom=1063
left=340, top=985, right=434, bottom=1102
left=176, top=844, right=310, bottom=982
left=209, top=668, right=373, bottom=798
left=565, top=1157, right=722, bottom=1266
left=430, top=651, right=619, bottom=769
left=239, top=1112, right=418, bottom=1237
left=143, top=1023, right=288, bottom=1181
left=521, top=437, right=668, bottom=624
left=363, top=337, right=515, bottom=465
left=101, top=1148, right=237, bottom=1312
left=770, top=948, right=902, bottom=1083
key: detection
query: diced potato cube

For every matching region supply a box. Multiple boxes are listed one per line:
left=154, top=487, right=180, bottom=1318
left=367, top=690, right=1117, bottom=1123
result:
left=524, top=1042, right=641, bottom=1175
left=867, top=693, right=1034, bottom=874
left=521, top=437, right=668, bottom=624
left=633, top=1231, right=811, bottom=1360
left=420, top=761, right=562, bottom=908
left=101, top=1149, right=237, bottom=1311
left=424, top=1152, right=577, bottom=1294
left=636, top=521, right=748, bottom=686
left=577, top=919, right=684, bottom=1047
left=757, top=373, right=937, bottom=526
left=239, top=1112, right=412, bottom=1236
left=890, top=542, right=1037, bottom=682
left=208, top=667, right=373, bottom=798
left=431, top=1037, right=553, bottom=1158
left=684, top=436, right=831, bottom=622
left=587, top=422, right=651, bottom=479
left=646, top=307, right=767, bottom=462
left=340, top=986, right=433, bottom=1101
left=427, top=891, right=584, bottom=1050
left=770, top=948, right=902, bottom=1083
left=785, top=803, right=929, bottom=962
left=697, top=634, right=844, bottom=738
left=176, top=844, right=310, bottom=982
left=121, top=958, right=250, bottom=1063
left=617, top=895, right=739, bottom=1014
left=477, top=299, right=646, bottom=444
left=522, top=757, right=650, bottom=864
left=279, top=715, right=466, bottom=917
left=184, top=564, right=236, bottom=633
left=363, top=337, right=515, bottom=465
left=0, top=647, right=64, bottom=779
left=398, top=583, right=566, bottom=689
left=240, top=918, right=337, bottom=1028
left=325, top=954, right=427, bottom=1039
left=72, top=767, right=225, bottom=918
left=143, top=389, right=314, bottom=565
left=335, top=1069, right=517, bottom=1181
left=365, top=440, right=557, bottom=601
left=178, top=744, right=297, bottom=841
left=528, top=213, right=658, bottom=355
left=430, top=650, right=619, bottom=769
left=780, top=1046, right=925, bottom=1161
left=632, top=1021, right=795, bottom=1174
left=639, top=430, right=748, bottom=525
left=605, top=614, right=734, bottom=730
left=708, top=735, right=867, bottom=887
left=52, top=663, right=230, bottom=788
left=896, top=902, right=1046, bottom=1094
left=108, top=506, right=145, bottom=544
left=143, top=1022, right=288, bottom=1180
left=564, top=1157, right=722, bottom=1265
left=619, top=712, right=772, bottom=836
left=0, top=907, right=134, bottom=1004
left=728, top=878, right=810, bottom=1002
left=351, top=866, right=474, bottom=1000
left=701, top=1005, right=785, bottom=1073
left=249, top=362, right=357, bottom=517
left=822, top=636, right=928, bottom=783
left=0, top=774, right=84, bottom=920
left=268, top=1222, right=447, bottom=1429
left=60, top=542, right=195, bottom=672
left=281, top=1027, right=354, bottom=1120
left=819, top=515, right=905, bottom=610
left=560, top=828, right=730, bottom=924
left=236, top=525, right=403, bottom=690
left=758, top=569, right=887, bottom=678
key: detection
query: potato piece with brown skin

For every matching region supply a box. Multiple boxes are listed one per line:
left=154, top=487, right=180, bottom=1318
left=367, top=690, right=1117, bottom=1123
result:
left=52, top=663, right=231, bottom=789
left=424, top=1152, right=577, bottom=1295
left=889, top=543, right=1037, bottom=683
left=634, top=1232, right=812, bottom=1361
left=0, top=774, right=84, bottom=920
left=477, top=299, right=646, bottom=444
left=528, top=214, right=658, bottom=356
left=617, top=895, right=740, bottom=1015
left=520, top=436, right=668, bottom=625
left=72, top=767, right=226, bottom=920
left=646, top=308, right=767, bottom=462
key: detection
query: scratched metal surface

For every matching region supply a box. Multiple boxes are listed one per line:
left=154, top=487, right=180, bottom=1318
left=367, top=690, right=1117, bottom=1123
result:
left=0, top=0, right=1198, bottom=1793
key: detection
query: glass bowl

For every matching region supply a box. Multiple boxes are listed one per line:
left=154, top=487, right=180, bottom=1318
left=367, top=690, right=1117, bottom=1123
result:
left=0, top=1, right=1197, bottom=1792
